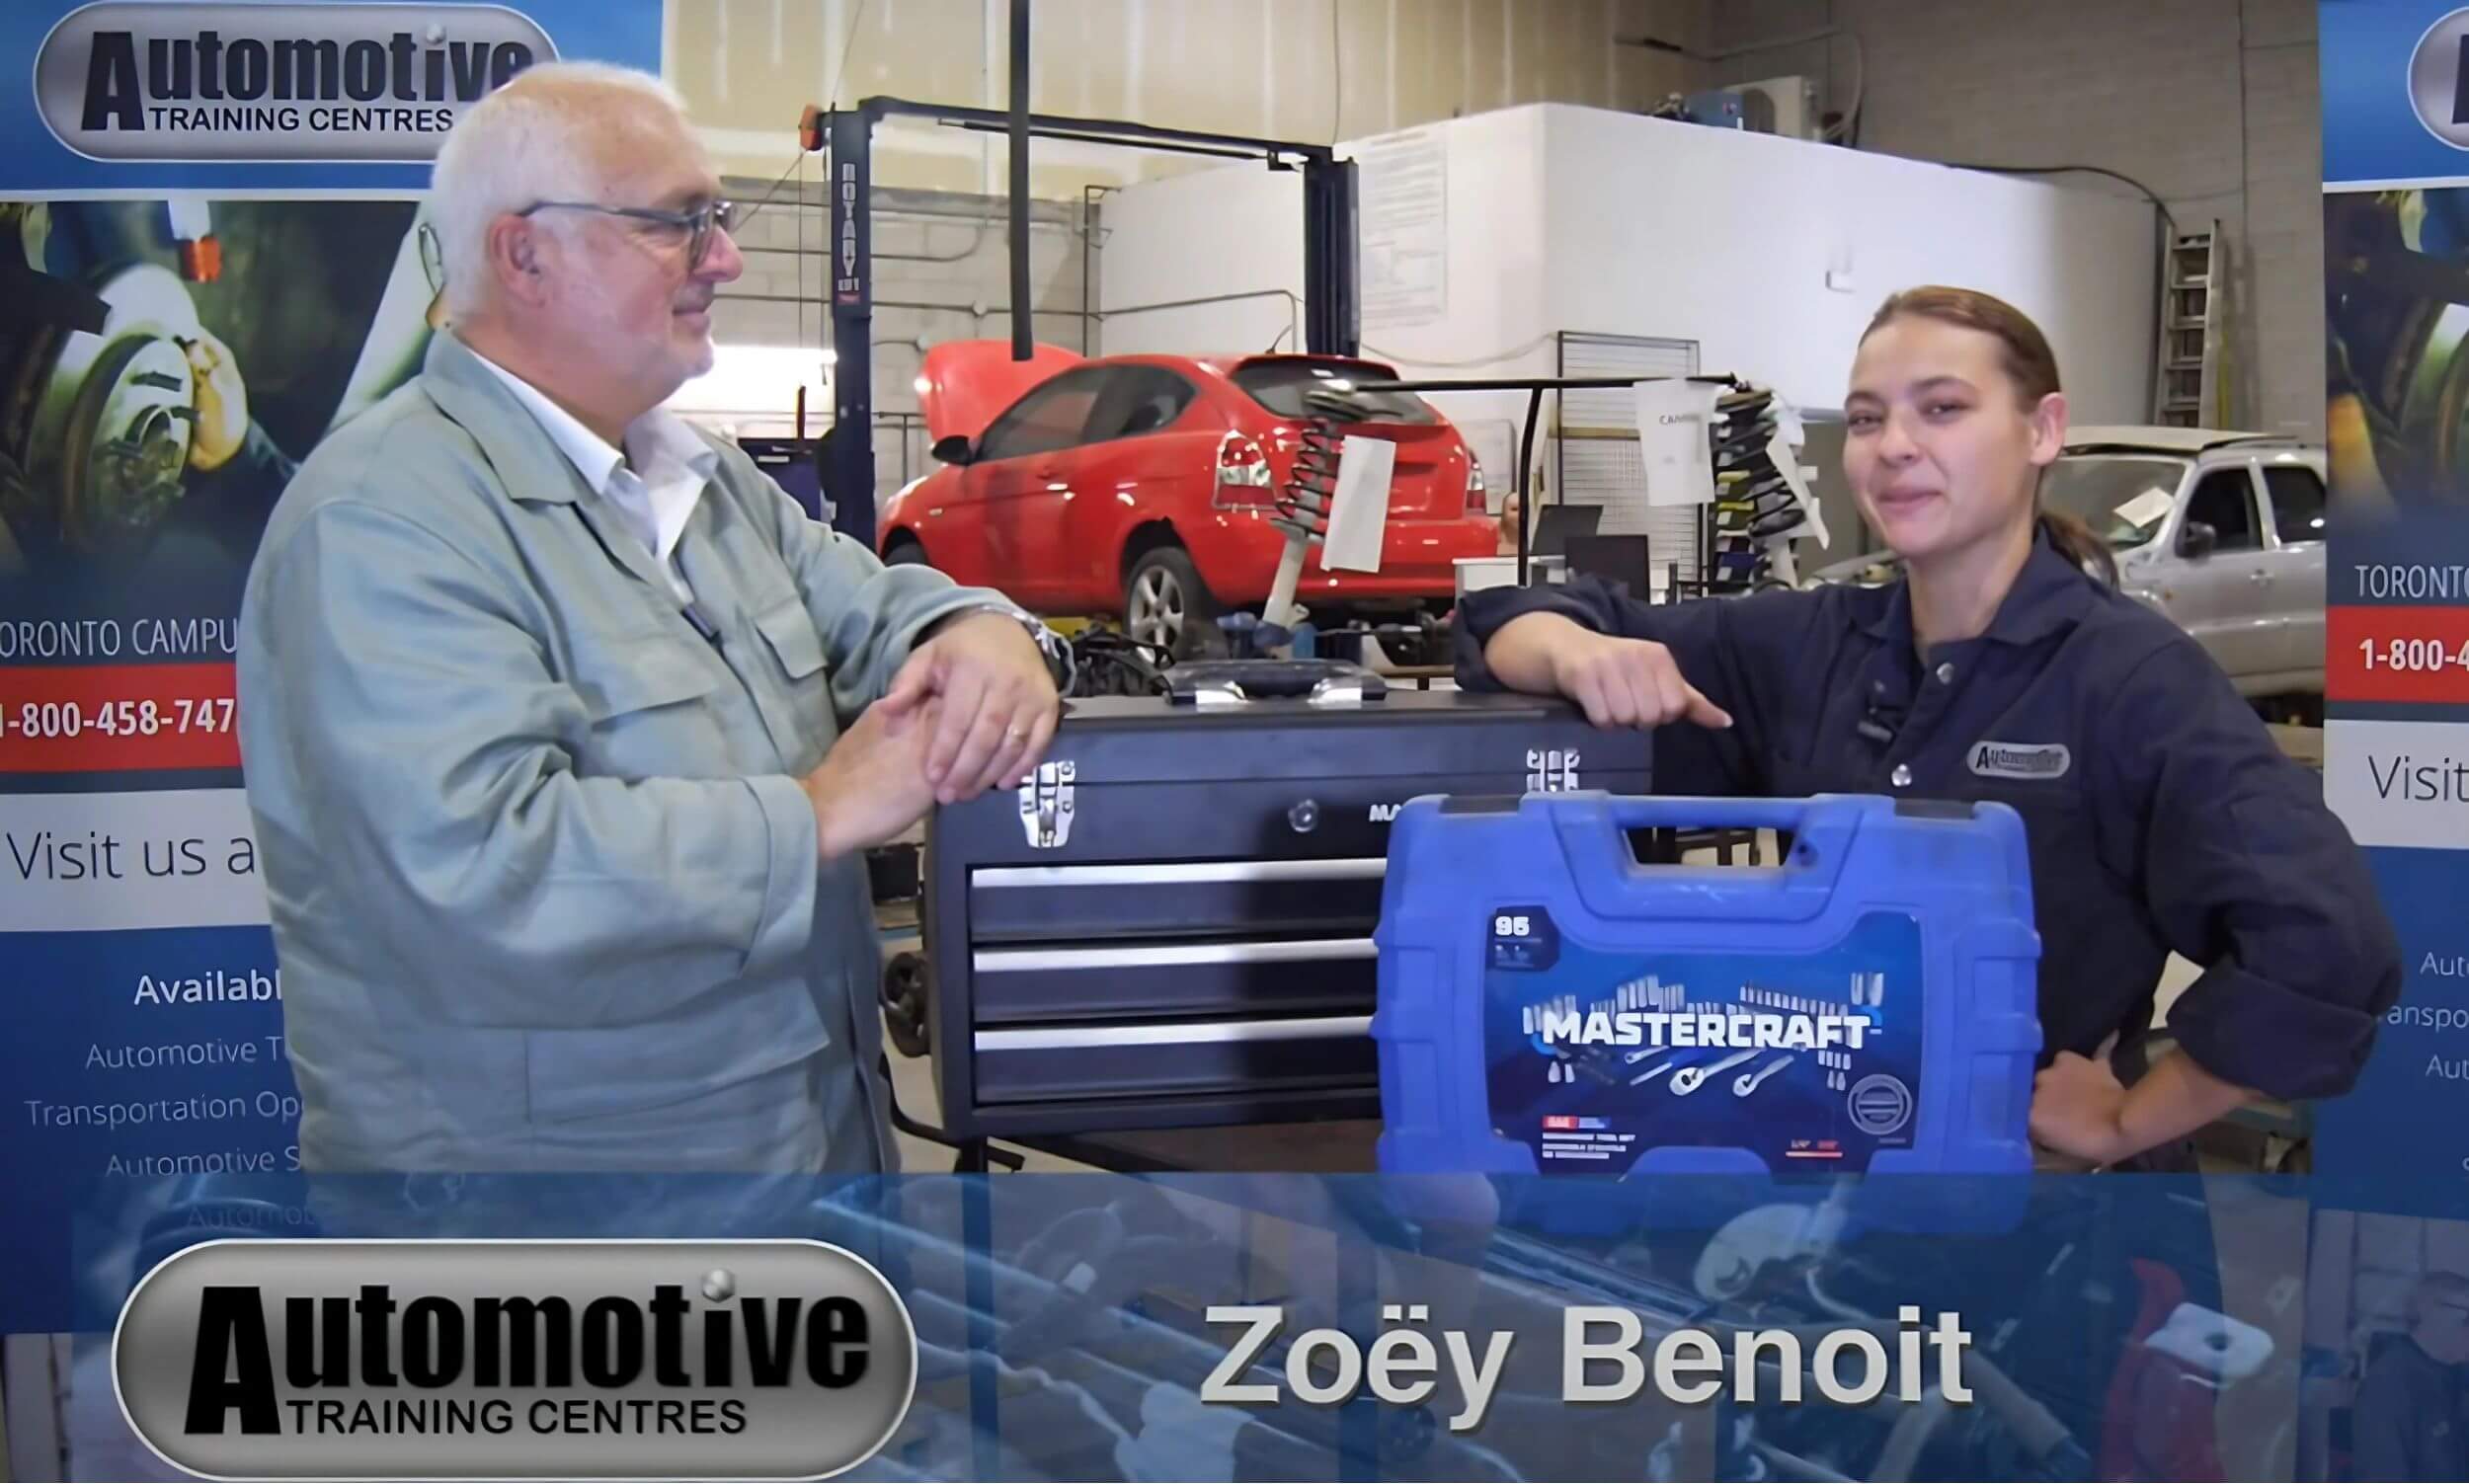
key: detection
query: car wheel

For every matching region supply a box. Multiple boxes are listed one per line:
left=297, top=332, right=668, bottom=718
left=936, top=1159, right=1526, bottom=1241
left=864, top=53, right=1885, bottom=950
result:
left=884, top=537, right=928, bottom=567
left=1124, top=546, right=1222, bottom=660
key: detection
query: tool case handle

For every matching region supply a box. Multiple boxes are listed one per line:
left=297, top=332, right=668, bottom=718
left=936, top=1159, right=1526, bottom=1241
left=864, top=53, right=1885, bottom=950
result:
left=1551, top=793, right=1865, bottom=922
left=1165, top=660, right=1388, bottom=706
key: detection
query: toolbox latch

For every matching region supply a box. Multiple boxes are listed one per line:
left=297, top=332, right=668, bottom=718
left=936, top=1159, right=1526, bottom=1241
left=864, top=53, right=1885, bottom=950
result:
left=1017, top=759, right=1076, bottom=849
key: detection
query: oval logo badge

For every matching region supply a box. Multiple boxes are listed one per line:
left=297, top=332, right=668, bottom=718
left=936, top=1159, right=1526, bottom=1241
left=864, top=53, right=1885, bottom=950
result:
left=113, top=1239, right=916, bottom=1480
left=1966, top=741, right=2070, bottom=781
left=2411, top=7, right=2469, bottom=150
left=34, top=3, right=557, bottom=164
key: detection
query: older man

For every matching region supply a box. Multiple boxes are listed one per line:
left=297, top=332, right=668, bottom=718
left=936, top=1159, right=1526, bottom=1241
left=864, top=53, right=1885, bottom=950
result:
left=235, top=61, right=1058, bottom=1177
left=2353, top=1271, right=2469, bottom=1482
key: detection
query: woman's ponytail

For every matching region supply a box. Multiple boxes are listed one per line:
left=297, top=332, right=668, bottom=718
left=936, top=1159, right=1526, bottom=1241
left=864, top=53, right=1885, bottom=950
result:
left=2038, top=509, right=2118, bottom=587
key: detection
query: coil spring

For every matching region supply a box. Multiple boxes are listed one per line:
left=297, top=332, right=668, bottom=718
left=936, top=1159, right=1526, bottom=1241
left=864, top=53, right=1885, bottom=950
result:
left=1275, top=387, right=1361, bottom=539
left=1707, top=382, right=1801, bottom=586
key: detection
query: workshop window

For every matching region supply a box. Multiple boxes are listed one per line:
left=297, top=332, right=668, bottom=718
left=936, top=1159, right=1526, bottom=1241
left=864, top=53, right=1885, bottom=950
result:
left=2263, top=465, right=2327, bottom=544
left=2185, top=469, right=2262, bottom=551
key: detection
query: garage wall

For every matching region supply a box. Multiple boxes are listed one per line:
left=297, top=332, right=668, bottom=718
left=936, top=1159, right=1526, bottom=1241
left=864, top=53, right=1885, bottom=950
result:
left=669, top=0, right=1719, bottom=508
left=1530, top=105, right=2156, bottom=565
left=1095, top=102, right=2158, bottom=569
left=1535, top=108, right=2158, bottom=427
left=1093, top=166, right=1309, bottom=359
left=704, top=175, right=1095, bottom=499
left=1704, top=0, right=2324, bottom=440
left=666, top=0, right=1714, bottom=196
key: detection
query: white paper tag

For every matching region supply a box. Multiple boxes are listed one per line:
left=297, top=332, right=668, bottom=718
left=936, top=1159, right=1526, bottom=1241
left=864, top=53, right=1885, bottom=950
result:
left=1766, top=430, right=1830, bottom=548
left=1773, top=395, right=1806, bottom=449
left=2115, top=487, right=2176, bottom=530
left=1320, top=435, right=1395, bottom=572
left=1636, top=381, right=1719, bottom=508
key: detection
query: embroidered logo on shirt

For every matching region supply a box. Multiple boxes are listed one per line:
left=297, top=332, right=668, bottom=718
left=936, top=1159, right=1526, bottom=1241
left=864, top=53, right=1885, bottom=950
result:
left=1967, top=741, right=2071, bottom=780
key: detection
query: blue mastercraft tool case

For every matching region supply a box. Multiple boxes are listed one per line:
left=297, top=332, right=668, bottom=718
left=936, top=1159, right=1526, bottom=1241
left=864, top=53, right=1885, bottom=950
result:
left=1372, top=793, right=2040, bottom=1213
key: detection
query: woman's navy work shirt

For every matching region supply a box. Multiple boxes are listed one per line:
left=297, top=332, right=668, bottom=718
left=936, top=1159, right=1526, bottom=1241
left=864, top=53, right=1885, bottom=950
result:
left=1453, top=532, right=2403, bottom=1104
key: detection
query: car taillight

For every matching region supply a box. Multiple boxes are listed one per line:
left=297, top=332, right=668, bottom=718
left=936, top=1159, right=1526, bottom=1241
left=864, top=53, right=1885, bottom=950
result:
left=1215, top=431, right=1275, bottom=508
left=1466, top=453, right=1488, bottom=513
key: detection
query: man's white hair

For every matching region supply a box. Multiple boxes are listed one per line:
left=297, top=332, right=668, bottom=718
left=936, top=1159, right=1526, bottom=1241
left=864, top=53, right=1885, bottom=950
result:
left=429, top=60, right=690, bottom=319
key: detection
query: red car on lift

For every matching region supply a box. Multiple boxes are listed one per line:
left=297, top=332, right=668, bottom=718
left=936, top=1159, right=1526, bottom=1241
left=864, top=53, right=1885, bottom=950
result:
left=879, top=341, right=1495, bottom=658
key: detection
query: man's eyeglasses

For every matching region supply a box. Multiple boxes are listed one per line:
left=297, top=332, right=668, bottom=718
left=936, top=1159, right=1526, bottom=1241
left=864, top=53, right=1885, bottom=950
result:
left=518, top=198, right=737, bottom=269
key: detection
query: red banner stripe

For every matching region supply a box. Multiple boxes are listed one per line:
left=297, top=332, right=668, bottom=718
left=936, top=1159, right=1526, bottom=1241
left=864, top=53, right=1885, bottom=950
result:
left=0, top=664, right=241, bottom=773
left=2328, top=607, right=2469, bottom=705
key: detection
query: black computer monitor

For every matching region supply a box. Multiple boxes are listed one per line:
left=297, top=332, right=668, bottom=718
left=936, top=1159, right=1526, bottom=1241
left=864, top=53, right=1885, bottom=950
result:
left=1529, top=502, right=1603, bottom=556
left=1566, top=533, right=1653, bottom=599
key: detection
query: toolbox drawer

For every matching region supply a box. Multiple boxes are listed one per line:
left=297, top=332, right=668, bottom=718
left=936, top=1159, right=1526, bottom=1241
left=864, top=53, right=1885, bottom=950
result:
left=968, top=932, right=1377, bottom=1024
left=967, top=859, right=1387, bottom=943
left=972, top=1014, right=1377, bottom=1104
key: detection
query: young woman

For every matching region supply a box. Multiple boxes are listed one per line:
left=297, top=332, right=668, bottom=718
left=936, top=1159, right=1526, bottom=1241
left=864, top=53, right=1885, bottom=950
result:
left=1458, top=285, right=2401, bottom=1171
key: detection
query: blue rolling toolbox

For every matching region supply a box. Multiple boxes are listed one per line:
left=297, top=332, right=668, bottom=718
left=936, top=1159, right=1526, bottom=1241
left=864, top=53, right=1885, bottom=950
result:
left=1373, top=794, right=2041, bottom=1216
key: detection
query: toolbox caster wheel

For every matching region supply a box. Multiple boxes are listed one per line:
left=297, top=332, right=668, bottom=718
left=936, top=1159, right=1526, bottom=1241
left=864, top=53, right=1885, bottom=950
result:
left=882, top=951, right=930, bottom=1058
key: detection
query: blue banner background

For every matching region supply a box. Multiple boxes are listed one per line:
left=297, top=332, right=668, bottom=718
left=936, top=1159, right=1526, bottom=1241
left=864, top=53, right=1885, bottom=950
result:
left=0, top=0, right=662, bottom=1342
left=2322, top=0, right=2469, bottom=185
left=2, top=926, right=292, bottom=1334
left=2316, top=1, right=2469, bottom=1212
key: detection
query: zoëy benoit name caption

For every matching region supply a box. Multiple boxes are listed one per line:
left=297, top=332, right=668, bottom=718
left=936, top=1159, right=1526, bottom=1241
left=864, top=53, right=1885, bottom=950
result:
left=1199, top=1303, right=1974, bottom=1430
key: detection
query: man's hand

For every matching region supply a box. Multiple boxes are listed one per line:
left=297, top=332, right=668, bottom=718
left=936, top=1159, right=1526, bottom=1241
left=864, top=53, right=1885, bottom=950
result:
left=182, top=331, right=249, bottom=473
left=802, top=697, right=942, bottom=860
left=879, top=610, right=1059, bottom=804
left=2028, top=1051, right=2132, bottom=1167
left=1543, top=626, right=1732, bottom=731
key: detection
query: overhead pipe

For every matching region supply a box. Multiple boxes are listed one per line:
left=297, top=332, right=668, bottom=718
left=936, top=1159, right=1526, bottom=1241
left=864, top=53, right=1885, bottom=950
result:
left=736, top=211, right=1083, bottom=267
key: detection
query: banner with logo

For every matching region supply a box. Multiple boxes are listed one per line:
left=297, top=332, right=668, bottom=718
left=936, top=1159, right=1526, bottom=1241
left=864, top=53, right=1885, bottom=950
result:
left=56, top=1167, right=2450, bottom=1482
left=2315, top=3, right=2469, bottom=1202
left=0, top=0, right=663, bottom=1339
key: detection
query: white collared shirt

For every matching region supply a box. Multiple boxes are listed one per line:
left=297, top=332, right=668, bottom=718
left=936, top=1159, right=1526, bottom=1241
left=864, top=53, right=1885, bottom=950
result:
left=471, top=350, right=718, bottom=603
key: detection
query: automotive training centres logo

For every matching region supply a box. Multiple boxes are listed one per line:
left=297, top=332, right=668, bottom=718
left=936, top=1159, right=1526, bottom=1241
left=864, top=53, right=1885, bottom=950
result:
left=2412, top=7, right=2469, bottom=150
left=34, top=3, right=558, bottom=164
left=112, top=1239, right=917, bottom=1480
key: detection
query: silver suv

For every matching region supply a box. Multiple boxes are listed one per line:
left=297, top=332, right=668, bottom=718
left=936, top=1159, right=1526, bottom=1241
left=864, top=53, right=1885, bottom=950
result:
left=1807, top=427, right=2328, bottom=700
left=2066, top=428, right=2326, bottom=699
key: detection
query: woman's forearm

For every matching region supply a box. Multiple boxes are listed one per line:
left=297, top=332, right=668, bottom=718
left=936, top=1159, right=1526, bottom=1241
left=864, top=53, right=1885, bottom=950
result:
left=2115, top=1050, right=2257, bottom=1161
left=1479, top=611, right=1582, bottom=694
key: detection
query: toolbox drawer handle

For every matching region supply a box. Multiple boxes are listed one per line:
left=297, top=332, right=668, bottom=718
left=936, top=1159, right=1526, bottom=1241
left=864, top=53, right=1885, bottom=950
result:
left=1167, top=660, right=1388, bottom=706
left=975, top=1014, right=1374, bottom=1051
left=973, top=859, right=1387, bottom=889
left=974, top=938, right=1377, bottom=972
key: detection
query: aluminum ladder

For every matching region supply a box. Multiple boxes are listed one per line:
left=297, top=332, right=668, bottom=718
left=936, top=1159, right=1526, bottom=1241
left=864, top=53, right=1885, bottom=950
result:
left=2155, top=224, right=2224, bottom=427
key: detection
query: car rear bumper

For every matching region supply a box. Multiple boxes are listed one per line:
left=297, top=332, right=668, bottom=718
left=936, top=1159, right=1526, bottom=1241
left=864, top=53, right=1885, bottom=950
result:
left=1186, top=512, right=1498, bottom=602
